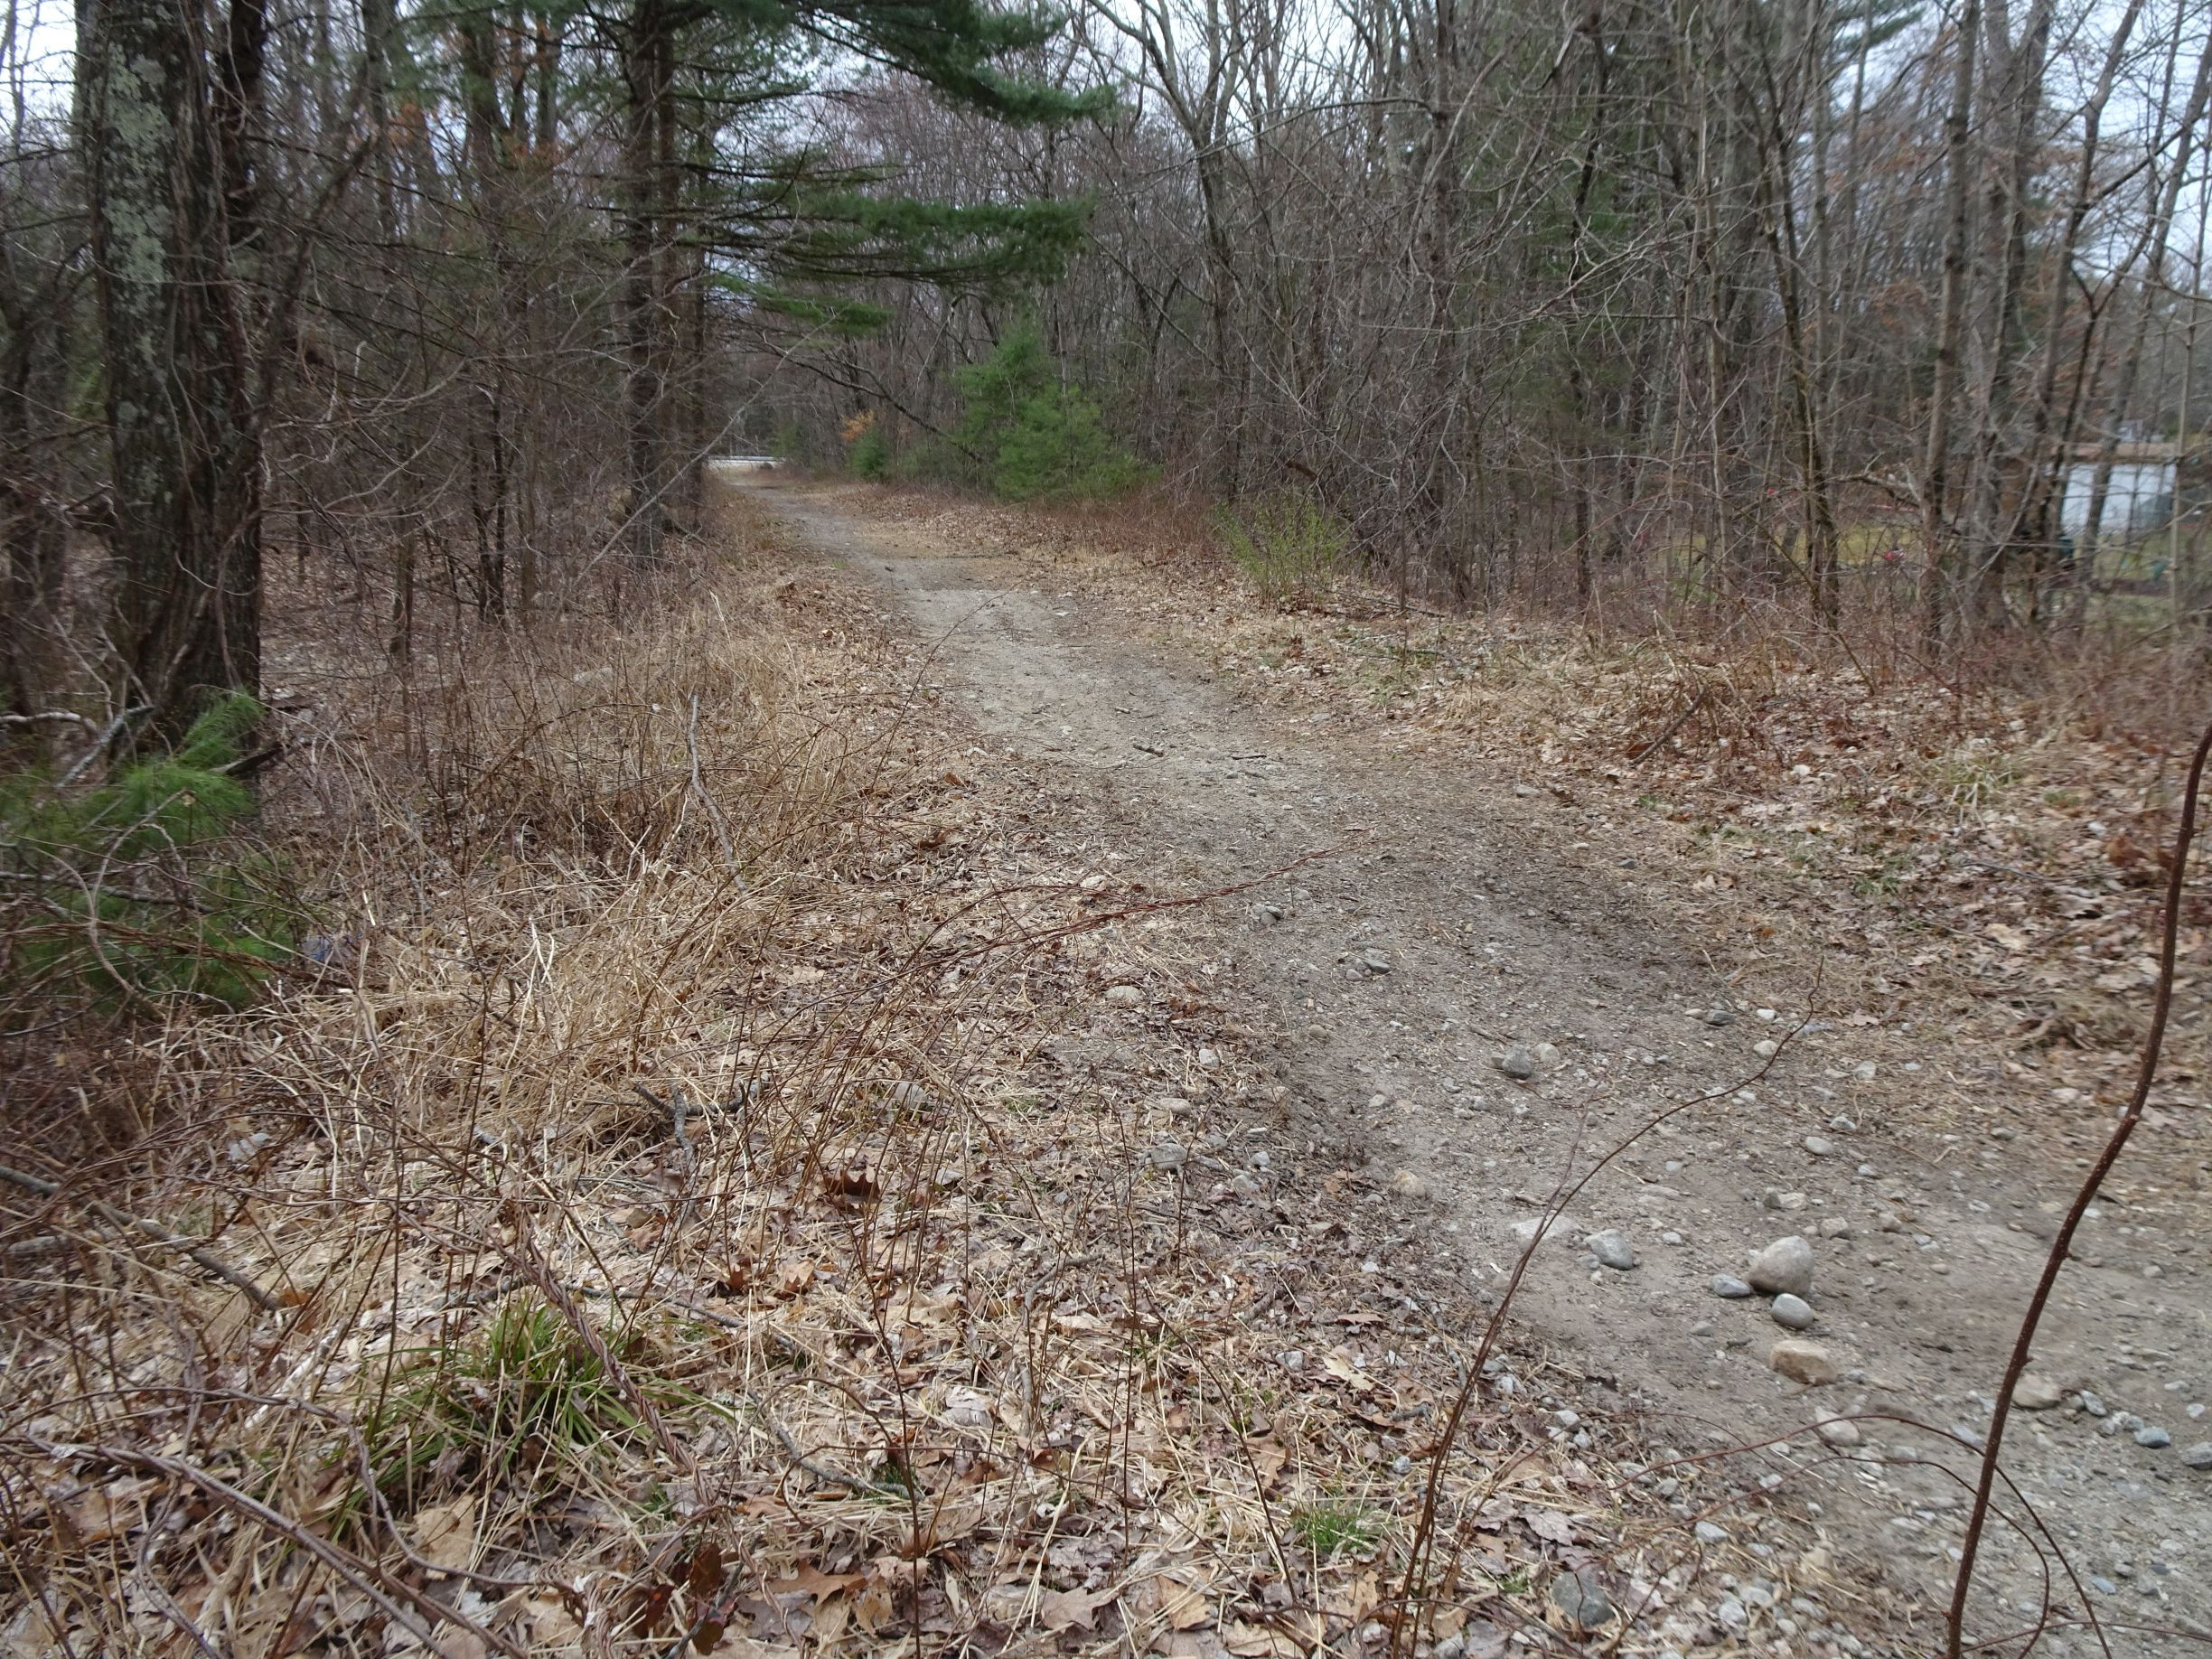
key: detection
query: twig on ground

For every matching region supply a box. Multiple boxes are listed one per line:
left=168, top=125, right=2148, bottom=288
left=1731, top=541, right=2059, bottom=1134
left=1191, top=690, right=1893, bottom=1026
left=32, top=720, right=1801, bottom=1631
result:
left=1942, top=714, right=2212, bottom=1659
left=20, top=1438, right=526, bottom=1658
left=0, top=1164, right=277, bottom=1310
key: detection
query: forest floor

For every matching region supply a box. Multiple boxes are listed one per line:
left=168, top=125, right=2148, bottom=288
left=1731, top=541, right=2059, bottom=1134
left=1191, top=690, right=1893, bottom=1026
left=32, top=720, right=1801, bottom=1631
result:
left=734, top=469, right=2212, bottom=1657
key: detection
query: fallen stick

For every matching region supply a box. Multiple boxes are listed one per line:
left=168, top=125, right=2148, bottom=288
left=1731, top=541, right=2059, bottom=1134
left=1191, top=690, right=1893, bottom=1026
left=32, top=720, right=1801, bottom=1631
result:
left=0, top=1165, right=277, bottom=1311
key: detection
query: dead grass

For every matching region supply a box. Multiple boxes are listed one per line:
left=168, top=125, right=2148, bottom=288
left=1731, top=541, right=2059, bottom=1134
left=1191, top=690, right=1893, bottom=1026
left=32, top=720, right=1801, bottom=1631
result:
left=0, top=479, right=1808, bottom=1658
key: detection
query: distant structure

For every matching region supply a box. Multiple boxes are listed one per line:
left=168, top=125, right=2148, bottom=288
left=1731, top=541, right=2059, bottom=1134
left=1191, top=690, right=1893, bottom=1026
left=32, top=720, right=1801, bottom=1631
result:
left=2057, top=438, right=2207, bottom=538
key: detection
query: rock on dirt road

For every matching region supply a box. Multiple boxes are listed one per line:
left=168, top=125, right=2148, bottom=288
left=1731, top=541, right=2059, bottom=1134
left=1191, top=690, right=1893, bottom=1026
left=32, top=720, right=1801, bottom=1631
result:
left=738, top=473, right=2212, bottom=1655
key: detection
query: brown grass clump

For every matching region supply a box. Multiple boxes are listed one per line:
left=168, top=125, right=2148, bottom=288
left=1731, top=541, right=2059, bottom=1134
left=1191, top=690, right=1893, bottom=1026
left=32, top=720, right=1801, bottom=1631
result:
left=0, top=481, right=1755, bottom=1658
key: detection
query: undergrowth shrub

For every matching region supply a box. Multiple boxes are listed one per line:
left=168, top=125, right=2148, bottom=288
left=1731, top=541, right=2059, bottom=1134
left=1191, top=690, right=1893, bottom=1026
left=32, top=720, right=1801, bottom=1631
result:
left=1217, top=491, right=1349, bottom=606
left=954, top=327, right=1144, bottom=502
left=0, top=694, right=294, bottom=1013
left=361, top=1298, right=674, bottom=1513
left=843, top=408, right=890, bottom=480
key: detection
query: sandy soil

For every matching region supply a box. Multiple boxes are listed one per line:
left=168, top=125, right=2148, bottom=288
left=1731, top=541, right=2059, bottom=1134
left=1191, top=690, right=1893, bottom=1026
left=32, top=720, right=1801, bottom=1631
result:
left=738, top=471, right=2212, bottom=1656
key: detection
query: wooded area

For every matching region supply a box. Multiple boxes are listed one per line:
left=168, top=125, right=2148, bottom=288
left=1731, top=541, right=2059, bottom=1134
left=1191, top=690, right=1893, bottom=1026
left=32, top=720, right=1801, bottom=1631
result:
left=7, top=0, right=2212, bottom=745
left=797, top=0, right=2212, bottom=642
left=8, top=0, right=2212, bottom=1648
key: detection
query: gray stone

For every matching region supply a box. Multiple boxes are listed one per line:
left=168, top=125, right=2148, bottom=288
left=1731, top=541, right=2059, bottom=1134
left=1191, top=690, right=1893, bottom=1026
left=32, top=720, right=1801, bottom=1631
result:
left=2180, top=1443, right=2212, bottom=1469
left=1587, top=1229, right=1638, bottom=1270
left=1711, top=1274, right=1755, bottom=1299
left=1748, top=1234, right=1816, bottom=1297
left=2012, top=1374, right=2066, bottom=1411
left=1815, top=1419, right=1861, bottom=1448
left=1495, top=1045, right=1539, bottom=1080
left=1546, top=1568, right=1615, bottom=1632
left=1145, top=1141, right=1188, bottom=1171
left=1804, top=1135, right=1835, bottom=1157
left=2136, top=1425, right=2172, bottom=1448
left=2080, top=1391, right=2109, bottom=1418
left=1704, top=1006, right=1737, bottom=1028
left=1771, top=1293, right=1817, bottom=1331
left=1693, top=1520, right=1729, bottom=1544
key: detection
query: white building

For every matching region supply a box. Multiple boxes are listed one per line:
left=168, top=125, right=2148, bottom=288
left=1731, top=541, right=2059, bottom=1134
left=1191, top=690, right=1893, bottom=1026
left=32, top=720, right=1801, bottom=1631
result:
left=2058, top=446, right=2179, bottom=539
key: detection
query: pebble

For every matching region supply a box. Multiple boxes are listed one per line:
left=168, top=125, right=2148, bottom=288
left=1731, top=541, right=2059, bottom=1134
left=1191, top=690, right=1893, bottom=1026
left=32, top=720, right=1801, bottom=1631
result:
left=1754, top=1038, right=1779, bottom=1058
left=2182, top=1443, right=2212, bottom=1470
left=1804, top=1135, right=1834, bottom=1157
left=2011, top=1374, right=2066, bottom=1411
left=1145, top=1141, right=1188, bottom=1171
left=1770, top=1339, right=1840, bottom=1386
left=1105, top=984, right=1143, bottom=1006
left=1389, top=1169, right=1428, bottom=1198
left=1748, top=1234, right=1816, bottom=1298
left=1546, top=1567, right=1615, bottom=1632
left=1771, top=1293, right=1817, bottom=1331
left=2136, top=1425, right=2172, bottom=1449
left=1586, top=1230, right=1638, bottom=1271
left=1693, top=1520, right=1729, bottom=1544
left=1817, top=1216, right=1852, bottom=1240
left=1704, top=1006, right=1737, bottom=1028
left=1815, top=1419, right=1861, bottom=1448
left=1711, top=1275, right=1755, bottom=1299
left=1495, top=1045, right=1538, bottom=1080
left=1254, top=903, right=1285, bottom=925
left=2080, top=1391, right=2109, bottom=1418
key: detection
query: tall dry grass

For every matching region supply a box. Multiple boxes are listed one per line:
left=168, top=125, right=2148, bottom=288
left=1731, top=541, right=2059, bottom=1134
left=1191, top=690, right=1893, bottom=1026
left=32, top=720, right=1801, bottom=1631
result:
left=0, top=483, right=1022, bottom=1652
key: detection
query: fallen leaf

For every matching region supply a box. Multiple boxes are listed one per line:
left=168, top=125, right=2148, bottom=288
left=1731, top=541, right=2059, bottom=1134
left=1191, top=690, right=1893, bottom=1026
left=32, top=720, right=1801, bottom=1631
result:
left=411, top=1494, right=477, bottom=1574
left=1520, top=1506, right=1575, bottom=1546
left=1157, top=1578, right=1212, bottom=1631
left=782, top=1564, right=865, bottom=1602
left=1039, top=1587, right=1111, bottom=1631
left=1244, top=1435, right=1287, bottom=1490
left=1322, top=1346, right=1376, bottom=1392
left=774, top=1259, right=816, bottom=1297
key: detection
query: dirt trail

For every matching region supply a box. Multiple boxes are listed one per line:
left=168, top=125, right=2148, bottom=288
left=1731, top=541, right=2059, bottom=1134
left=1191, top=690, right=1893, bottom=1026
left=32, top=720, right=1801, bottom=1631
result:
left=741, top=473, right=2212, bottom=1654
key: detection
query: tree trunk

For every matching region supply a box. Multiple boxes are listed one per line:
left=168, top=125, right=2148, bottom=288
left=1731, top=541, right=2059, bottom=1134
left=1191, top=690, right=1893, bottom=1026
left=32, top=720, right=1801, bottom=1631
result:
left=79, top=0, right=266, bottom=734
left=618, top=0, right=671, bottom=566
left=1918, top=0, right=1982, bottom=641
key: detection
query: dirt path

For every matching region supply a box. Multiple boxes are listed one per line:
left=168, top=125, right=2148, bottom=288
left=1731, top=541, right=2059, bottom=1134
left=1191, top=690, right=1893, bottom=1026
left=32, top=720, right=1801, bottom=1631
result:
left=740, top=473, right=2212, bottom=1654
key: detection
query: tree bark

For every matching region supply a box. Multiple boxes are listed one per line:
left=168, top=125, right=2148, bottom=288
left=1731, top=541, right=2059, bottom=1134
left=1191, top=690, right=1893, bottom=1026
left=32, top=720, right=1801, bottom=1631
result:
left=79, top=0, right=266, bottom=734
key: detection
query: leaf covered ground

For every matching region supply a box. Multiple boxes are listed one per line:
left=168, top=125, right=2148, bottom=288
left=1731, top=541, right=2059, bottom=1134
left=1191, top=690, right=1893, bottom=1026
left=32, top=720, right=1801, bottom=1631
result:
left=0, top=483, right=1900, bottom=1658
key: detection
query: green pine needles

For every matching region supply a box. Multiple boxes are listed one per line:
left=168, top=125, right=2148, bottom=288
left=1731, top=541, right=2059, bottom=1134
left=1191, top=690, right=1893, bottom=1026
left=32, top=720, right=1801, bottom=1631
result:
left=953, top=327, right=1145, bottom=502
left=1, top=693, right=294, bottom=1012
